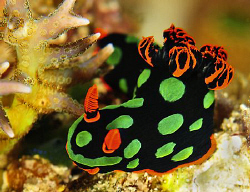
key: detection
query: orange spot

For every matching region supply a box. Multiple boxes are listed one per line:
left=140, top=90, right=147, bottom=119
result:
left=84, top=84, right=100, bottom=123
left=135, top=134, right=217, bottom=176
left=102, top=129, right=121, bottom=153
left=94, top=28, right=108, bottom=39
left=83, top=167, right=100, bottom=174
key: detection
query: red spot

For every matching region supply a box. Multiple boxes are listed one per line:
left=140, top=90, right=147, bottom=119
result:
left=102, top=129, right=121, bottom=153
left=84, top=84, right=100, bottom=123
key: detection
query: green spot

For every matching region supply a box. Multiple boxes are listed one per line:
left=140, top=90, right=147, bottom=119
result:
left=76, top=131, right=92, bottom=147
left=122, top=98, right=144, bottom=108
left=137, top=69, right=151, bottom=88
left=106, top=46, right=122, bottom=66
left=203, top=90, right=215, bottom=109
left=155, top=142, right=176, bottom=158
left=159, top=77, right=185, bottom=102
left=158, top=114, right=184, bottom=135
left=124, top=139, right=141, bottom=159
left=171, top=147, right=193, bottom=162
left=106, top=115, right=133, bottom=130
left=67, top=116, right=122, bottom=167
left=189, top=118, right=203, bottom=131
left=125, top=35, right=140, bottom=44
left=127, top=158, right=139, bottom=169
left=119, top=78, right=128, bottom=93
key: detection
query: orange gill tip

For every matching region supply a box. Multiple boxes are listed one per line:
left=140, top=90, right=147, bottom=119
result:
left=83, top=84, right=100, bottom=123
left=138, top=36, right=155, bottom=67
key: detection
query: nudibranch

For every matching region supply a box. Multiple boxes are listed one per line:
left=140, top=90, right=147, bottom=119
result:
left=0, top=0, right=114, bottom=153
left=66, top=24, right=234, bottom=175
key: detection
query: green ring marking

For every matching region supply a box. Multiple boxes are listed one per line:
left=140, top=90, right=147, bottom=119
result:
left=106, top=115, right=133, bottom=130
left=137, top=69, right=151, bottom=88
left=102, top=105, right=120, bottom=110
left=106, top=46, right=122, bottom=66
left=189, top=118, right=203, bottom=131
left=67, top=116, right=122, bottom=167
left=159, top=77, right=185, bottom=102
left=132, top=86, right=137, bottom=99
left=102, top=98, right=144, bottom=110
left=125, top=35, right=140, bottom=44
left=158, top=114, right=184, bottom=135
left=203, top=90, right=215, bottom=109
left=119, top=78, right=128, bottom=93
left=76, top=131, right=92, bottom=147
left=171, top=146, right=194, bottom=162
left=124, top=139, right=141, bottom=159
left=127, top=158, right=139, bottom=169
left=155, top=142, right=176, bottom=158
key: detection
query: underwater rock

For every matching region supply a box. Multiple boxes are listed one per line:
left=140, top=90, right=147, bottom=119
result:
left=3, top=155, right=70, bottom=192
left=64, top=171, right=162, bottom=192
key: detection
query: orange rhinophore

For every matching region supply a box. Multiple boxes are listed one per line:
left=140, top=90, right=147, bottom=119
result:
left=84, top=84, right=100, bottom=123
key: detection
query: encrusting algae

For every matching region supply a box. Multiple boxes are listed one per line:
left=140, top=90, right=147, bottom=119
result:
left=0, top=0, right=114, bottom=153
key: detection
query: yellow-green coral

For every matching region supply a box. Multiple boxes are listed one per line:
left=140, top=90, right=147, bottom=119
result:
left=0, top=0, right=113, bottom=153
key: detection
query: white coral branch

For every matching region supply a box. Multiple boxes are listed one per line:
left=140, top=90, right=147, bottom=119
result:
left=0, top=80, right=31, bottom=95
left=35, top=0, right=89, bottom=40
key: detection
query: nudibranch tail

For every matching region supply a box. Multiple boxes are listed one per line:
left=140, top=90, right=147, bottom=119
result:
left=84, top=84, right=100, bottom=123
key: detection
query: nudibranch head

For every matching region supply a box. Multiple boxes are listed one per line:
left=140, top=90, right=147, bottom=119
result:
left=67, top=24, right=234, bottom=175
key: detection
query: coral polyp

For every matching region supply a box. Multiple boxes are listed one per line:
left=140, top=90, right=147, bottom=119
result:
left=0, top=0, right=113, bottom=152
